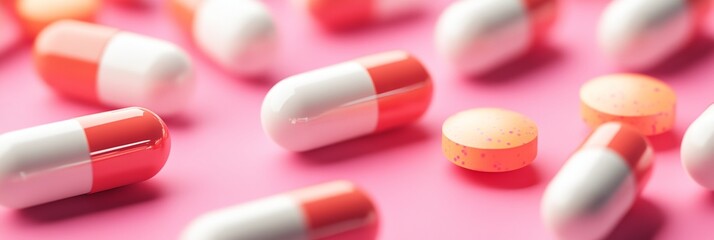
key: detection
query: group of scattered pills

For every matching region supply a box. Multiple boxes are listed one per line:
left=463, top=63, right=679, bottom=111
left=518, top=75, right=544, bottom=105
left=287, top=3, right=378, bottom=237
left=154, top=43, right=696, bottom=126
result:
left=0, top=0, right=713, bottom=239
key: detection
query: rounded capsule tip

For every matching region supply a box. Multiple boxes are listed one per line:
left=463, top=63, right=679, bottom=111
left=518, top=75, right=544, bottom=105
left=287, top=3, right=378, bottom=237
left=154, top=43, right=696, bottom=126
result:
left=76, top=107, right=171, bottom=193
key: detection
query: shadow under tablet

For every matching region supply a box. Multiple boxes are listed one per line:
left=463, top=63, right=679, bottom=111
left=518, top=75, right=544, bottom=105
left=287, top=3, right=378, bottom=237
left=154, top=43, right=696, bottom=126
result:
left=295, top=125, right=432, bottom=164
left=605, top=198, right=666, bottom=240
left=451, top=164, right=542, bottom=189
left=16, top=182, right=163, bottom=223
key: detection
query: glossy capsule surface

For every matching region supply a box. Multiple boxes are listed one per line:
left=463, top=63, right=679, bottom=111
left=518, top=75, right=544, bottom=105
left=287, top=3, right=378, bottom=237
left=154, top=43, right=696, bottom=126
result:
left=261, top=51, right=432, bottom=151
left=0, top=107, right=170, bottom=209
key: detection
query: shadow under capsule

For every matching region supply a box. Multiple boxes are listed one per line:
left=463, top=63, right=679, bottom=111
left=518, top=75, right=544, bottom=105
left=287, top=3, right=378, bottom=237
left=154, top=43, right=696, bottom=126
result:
left=643, top=36, right=714, bottom=77
left=15, top=182, right=164, bottom=223
left=294, top=124, right=433, bottom=165
left=469, top=44, right=563, bottom=85
left=605, top=198, right=666, bottom=240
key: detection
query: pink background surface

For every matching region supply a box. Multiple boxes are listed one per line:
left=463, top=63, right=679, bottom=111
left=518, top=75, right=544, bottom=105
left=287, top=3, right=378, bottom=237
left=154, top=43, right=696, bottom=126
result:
left=1, top=0, right=714, bottom=239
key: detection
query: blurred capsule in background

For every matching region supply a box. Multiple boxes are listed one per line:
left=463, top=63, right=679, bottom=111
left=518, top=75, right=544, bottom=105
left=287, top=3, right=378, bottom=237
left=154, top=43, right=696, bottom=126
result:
left=0, top=107, right=170, bottom=209
left=681, top=103, right=714, bottom=190
left=598, top=0, right=710, bottom=70
left=580, top=74, right=676, bottom=136
left=34, top=20, right=195, bottom=116
left=0, top=4, right=22, bottom=54
left=169, top=0, right=277, bottom=76
left=294, top=0, right=424, bottom=30
left=181, top=181, right=378, bottom=240
left=15, top=0, right=100, bottom=38
left=542, top=122, right=654, bottom=240
left=435, top=0, right=557, bottom=76
left=261, top=50, right=432, bottom=151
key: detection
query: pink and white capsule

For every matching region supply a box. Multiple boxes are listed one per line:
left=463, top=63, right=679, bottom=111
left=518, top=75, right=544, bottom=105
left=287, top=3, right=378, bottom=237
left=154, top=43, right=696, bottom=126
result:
left=434, top=0, right=556, bottom=75
left=542, top=122, right=653, bottom=240
left=681, top=104, right=714, bottom=189
left=598, top=0, right=709, bottom=69
left=261, top=51, right=432, bottom=151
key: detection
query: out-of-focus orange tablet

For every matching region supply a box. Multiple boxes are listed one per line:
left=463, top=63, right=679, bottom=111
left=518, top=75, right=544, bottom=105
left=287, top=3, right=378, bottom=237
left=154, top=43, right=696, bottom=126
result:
left=580, top=74, right=676, bottom=136
left=442, top=108, right=538, bottom=172
left=16, top=0, right=100, bottom=37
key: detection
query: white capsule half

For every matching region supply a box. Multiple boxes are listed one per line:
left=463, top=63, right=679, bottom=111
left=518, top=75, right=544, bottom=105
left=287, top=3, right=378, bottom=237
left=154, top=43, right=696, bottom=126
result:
left=0, top=108, right=170, bottom=209
left=682, top=104, right=714, bottom=189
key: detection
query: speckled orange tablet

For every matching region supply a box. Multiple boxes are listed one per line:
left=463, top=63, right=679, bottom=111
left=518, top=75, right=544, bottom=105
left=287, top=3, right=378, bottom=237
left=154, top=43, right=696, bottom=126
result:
left=580, top=74, right=676, bottom=136
left=442, top=108, right=538, bottom=172
left=16, top=0, right=100, bottom=37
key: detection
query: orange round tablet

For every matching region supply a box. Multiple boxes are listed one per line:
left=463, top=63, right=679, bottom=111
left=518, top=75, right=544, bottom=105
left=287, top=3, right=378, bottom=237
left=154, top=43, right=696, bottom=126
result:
left=442, top=108, right=538, bottom=172
left=580, top=74, right=676, bottom=136
left=16, top=0, right=100, bottom=37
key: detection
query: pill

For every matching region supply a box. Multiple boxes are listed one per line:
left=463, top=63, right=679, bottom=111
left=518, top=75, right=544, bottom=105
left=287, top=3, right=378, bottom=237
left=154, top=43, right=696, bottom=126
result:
left=34, top=20, right=195, bottom=116
left=580, top=74, right=676, bottom=136
left=442, top=108, right=538, bottom=172
left=681, top=103, right=714, bottom=189
left=261, top=51, right=432, bottom=151
left=435, top=0, right=557, bottom=75
left=15, top=0, right=100, bottom=37
left=181, top=181, right=378, bottom=240
left=294, top=0, right=424, bottom=30
left=169, top=0, right=276, bottom=76
left=598, top=0, right=709, bottom=69
left=541, top=122, right=654, bottom=240
left=0, top=107, right=170, bottom=209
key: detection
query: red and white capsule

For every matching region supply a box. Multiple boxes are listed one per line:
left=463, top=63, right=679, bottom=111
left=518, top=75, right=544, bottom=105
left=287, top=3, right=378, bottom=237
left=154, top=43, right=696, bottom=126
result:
left=598, top=0, right=710, bottom=69
left=295, top=0, right=424, bottom=30
left=169, top=0, right=277, bottom=76
left=435, top=0, right=557, bottom=75
left=681, top=103, right=714, bottom=190
left=261, top=51, right=433, bottom=151
left=541, top=122, right=653, bottom=240
left=181, top=181, right=378, bottom=240
left=34, top=20, right=195, bottom=116
left=0, top=107, right=170, bottom=209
